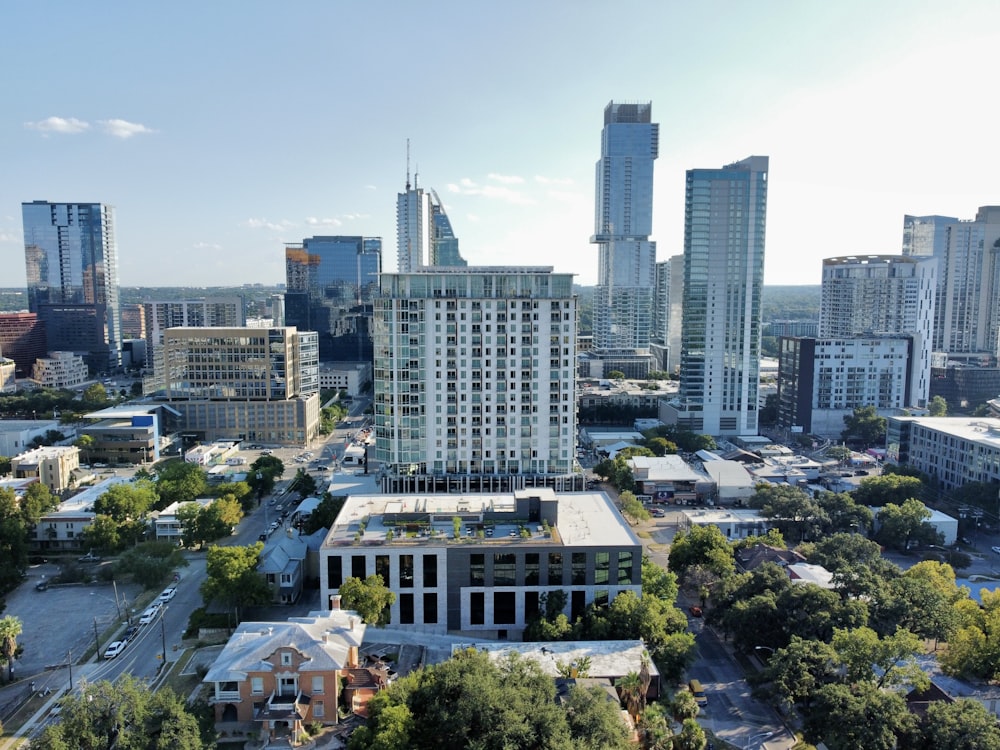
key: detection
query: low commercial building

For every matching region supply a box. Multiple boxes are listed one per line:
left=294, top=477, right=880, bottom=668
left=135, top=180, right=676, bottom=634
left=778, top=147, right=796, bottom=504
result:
left=0, top=419, right=62, bottom=458
left=320, top=488, right=642, bottom=639
left=11, top=445, right=80, bottom=493
left=702, top=460, right=755, bottom=505
left=203, top=609, right=365, bottom=743
left=318, top=362, right=371, bottom=397
left=680, top=508, right=774, bottom=540
left=31, top=476, right=128, bottom=552
left=626, top=455, right=701, bottom=503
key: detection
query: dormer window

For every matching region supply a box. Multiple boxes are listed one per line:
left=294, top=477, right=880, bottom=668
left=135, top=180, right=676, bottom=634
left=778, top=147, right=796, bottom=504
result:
left=281, top=652, right=292, bottom=666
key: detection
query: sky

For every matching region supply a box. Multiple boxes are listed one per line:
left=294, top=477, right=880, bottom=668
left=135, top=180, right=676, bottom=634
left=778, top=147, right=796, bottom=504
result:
left=3, top=0, right=1000, bottom=290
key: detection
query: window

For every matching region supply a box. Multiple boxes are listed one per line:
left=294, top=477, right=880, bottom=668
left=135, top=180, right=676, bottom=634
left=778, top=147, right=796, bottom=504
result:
left=572, top=552, right=587, bottom=585
left=595, top=551, right=610, bottom=585
left=400, top=593, right=414, bottom=624
left=400, top=555, right=413, bottom=588
left=524, top=591, right=540, bottom=619
left=312, top=676, right=324, bottom=694
left=351, top=555, right=366, bottom=579
left=375, top=555, right=390, bottom=583
left=524, top=553, right=540, bottom=585
left=251, top=677, right=264, bottom=694
left=424, top=593, right=438, bottom=624
left=548, top=552, right=563, bottom=585
left=618, top=551, right=634, bottom=584
left=423, top=554, right=438, bottom=587
left=493, top=553, right=516, bottom=586
left=494, top=592, right=516, bottom=624
left=470, top=553, right=485, bottom=586
left=280, top=652, right=292, bottom=666
left=313, top=701, right=325, bottom=718
left=471, top=592, right=485, bottom=625
left=327, top=556, right=343, bottom=588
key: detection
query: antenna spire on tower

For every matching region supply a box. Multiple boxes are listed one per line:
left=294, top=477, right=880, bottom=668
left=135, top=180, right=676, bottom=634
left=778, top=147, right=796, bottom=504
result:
left=405, top=139, right=411, bottom=191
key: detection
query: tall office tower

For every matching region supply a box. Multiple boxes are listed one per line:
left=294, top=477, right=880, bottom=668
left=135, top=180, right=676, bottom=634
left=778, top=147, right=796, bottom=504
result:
left=819, top=255, right=937, bottom=407
left=374, top=267, right=578, bottom=494
left=162, top=326, right=319, bottom=444
left=21, top=201, right=122, bottom=373
left=269, top=294, right=285, bottom=326
left=589, top=101, right=658, bottom=379
left=0, top=312, right=47, bottom=378
left=664, top=156, right=769, bottom=437
left=397, top=169, right=466, bottom=272
left=284, top=236, right=382, bottom=362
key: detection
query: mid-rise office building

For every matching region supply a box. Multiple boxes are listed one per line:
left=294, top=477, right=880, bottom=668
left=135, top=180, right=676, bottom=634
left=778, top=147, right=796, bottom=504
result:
left=0, top=313, right=47, bottom=378
left=320, top=488, right=642, bottom=638
left=284, top=236, right=381, bottom=363
left=31, top=351, right=89, bottom=388
left=374, top=267, right=578, bottom=493
left=664, top=156, right=769, bottom=436
left=120, top=303, right=147, bottom=340
left=589, top=101, right=658, bottom=378
left=22, top=201, right=122, bottom=373
left=11, top=445, right=80, bottom=493
left=820, top=255, right=936, bottom=408
left=158, top=326, right=320, bottom=445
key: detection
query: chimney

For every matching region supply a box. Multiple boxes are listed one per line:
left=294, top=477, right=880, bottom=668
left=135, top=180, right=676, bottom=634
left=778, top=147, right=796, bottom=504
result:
left=349, top=617, right=356, bottom=631
left=348, top=644, right=359, bottom=668
left=330, top=595, right=342, bottom=610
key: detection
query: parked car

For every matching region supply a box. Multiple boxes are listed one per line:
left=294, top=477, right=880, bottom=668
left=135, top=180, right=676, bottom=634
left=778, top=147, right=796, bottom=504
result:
left=123, top=626, right=139, bottom=642
left=103, top=641, right=127, bottom=659
left=35, top=579, right=49, bottom=591
left=138, top=604, right=161, bottom=625
left=158, top=586, right=177, bottom=603
left=78, top=551, right=102, bottom=563
left=991, top=546, right=1000, bottom=556
left=689, top=605, right=703, bottom=617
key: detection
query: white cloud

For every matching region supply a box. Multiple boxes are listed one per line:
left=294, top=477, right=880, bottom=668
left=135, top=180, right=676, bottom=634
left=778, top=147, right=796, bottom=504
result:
left=0, top=231, right=20, bottom=243
left=364, top=184, right=377, bottom=191
left=245, top=218, right=294, bottom=231
left=446, top=179, right=535, bottom=206
left=488, top=173, right=525, bottom=185
left=25, top=116, right=90, bottom=135
left=305, top=217, right=343, bottom=228
left=99, top=119, right=156, bottom=138
left=193, top=241, right=222, bottom=250
left=535, top=175, right=574, bottom=186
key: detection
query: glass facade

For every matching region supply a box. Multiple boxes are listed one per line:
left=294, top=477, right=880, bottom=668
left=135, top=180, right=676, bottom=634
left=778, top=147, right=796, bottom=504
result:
left=677, top=156, right=769, bottom=436
left=22, top=201, right=122, bottom=372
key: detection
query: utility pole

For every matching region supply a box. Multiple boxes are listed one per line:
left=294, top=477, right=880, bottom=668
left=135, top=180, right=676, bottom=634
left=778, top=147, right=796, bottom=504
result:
left=159, top=606, right=168, bottom=667
left=67, top=649, right=73, bottom=690
left=94, top=618, right=102, bottom=661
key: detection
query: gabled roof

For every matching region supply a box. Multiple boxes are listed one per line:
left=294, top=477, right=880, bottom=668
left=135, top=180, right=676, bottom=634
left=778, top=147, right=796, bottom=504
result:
left=203, top=610, right=364, bottom=684
left=259, top=533, right=307, bottom=574
left=735, top=543, right=806, bottom=572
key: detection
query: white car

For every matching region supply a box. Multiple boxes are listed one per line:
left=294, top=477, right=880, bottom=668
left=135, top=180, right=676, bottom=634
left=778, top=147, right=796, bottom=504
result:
left=158, top=586, right=177, bottom=603
left=138, top=605, right=161, bottom=625
left=103, top=640, right=127, bottom=659
left=992, top=546, right=1000, bottom=555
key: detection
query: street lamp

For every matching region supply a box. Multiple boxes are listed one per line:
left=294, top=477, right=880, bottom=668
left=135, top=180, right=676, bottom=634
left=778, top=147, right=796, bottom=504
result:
left=754, top=645, right=776, bottom=656
left=745, top=731, right=773, bottom=749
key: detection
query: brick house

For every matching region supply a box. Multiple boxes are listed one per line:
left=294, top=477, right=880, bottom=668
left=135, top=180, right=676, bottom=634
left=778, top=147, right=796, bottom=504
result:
left=203, top=609, right=365, bottom=745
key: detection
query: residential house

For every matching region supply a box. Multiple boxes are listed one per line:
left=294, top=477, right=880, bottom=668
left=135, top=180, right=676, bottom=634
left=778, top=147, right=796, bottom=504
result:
left=259, top=530, right=307, bottom=604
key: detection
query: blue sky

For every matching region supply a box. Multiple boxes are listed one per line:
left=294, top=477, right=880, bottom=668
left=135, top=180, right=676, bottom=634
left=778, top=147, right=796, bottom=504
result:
left=3, top=0, right=1000, bottom=289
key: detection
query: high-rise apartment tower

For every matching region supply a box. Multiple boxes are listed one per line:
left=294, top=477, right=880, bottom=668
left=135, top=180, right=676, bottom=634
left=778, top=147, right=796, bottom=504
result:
left=664, top=156, right=769, bottom=436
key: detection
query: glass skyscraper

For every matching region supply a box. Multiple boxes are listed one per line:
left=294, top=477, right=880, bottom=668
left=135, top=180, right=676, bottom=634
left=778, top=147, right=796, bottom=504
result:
left=22, top=201, right=122, bottom=373
left=284, top=236, right=381, bottom=362
left=590, top=101, right=658, bottom=370
left=397, top=176, right=466, bottom=271
left=666, top=156, right=769, bottom=436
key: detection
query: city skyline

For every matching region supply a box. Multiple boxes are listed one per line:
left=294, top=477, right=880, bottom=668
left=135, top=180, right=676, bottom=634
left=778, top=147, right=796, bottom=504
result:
left=3, top=2, right=1000, bottom=288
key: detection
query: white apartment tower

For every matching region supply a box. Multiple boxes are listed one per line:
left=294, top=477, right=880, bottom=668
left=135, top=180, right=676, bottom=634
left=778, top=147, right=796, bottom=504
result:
left=664, top=157, right=769, bottom=437
left=820, top=255, right=936, bottom=407
left=590, top=101, right=658, bottom=377
left=374, top=267, right=579, bottom=493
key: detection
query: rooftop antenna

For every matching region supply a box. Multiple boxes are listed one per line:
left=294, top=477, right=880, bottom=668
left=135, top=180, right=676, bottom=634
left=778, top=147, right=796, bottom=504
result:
left=405, top=139, right=411, bottom=191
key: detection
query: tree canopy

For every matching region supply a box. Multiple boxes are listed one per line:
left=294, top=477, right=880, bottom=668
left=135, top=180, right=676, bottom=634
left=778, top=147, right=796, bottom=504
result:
left=338, top=575, right=396, bottom=626
left=199, top=544, right=271, bottom=623
left=348, top=649, right=631, bottom=750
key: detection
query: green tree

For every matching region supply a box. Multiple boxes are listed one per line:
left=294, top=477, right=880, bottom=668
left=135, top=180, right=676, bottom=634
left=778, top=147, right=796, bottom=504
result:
left=672, top=718, right=707, bottom=750
left=290, top=467, right=317, bottom=499
left=761, top=636, right=840, bottom=712
left=303, top=494, right=346, bottom=534
left=876, top=498, right=942, bottom=551
left=0, top=487, right=29, bottom=589
left=841, top=405, right=887, bottom=448
left=939, top=588, right=1000, bottom=679
left=30, top=675, right=207, bottom=750
left=750, top=483, right=828, bottom=542
left=814, top=490, right=874, bottom=534
left=80, top=514, right=122, bottom=552
left=155, top=461, right=208, bottom=508
left=902, top=697, right=1000, bottom=750
left=641, top=555, right=679, bottom=602
left=247, top=455, right=285, bottom=498
left=853, top=473, right=925, bottom=508
left=804, top=682, right=914, bottom=750
left=0, top=455, right=10, bottom=475
left=81, top=383, right=109, bottom=407
left=670, top=688, right=700, bottom=723
left=561, top=685, right=632, bottom=750
left=115, top=542, right=188, bottom=590
left=618, top=490, right=650, bottom=522
left=616, top=671, right=644, bottom=721
left=19, top=482, right=60, bottom=524
left=927, top=395, right=948, bottom=417
left=355, top=649, right=575, bottom=750
left=339, top=574, right=397, bottom=626
left=667, top=524, right=735, bottom=579
left=607, top=370, right=626, bottom=380
left=199, top=544, right=271, bottom=623
left=0, top=615, right=23, bottom=683
left=95, top=480, right=158, bottom=522
left=832, top=626, right=927, bottom=690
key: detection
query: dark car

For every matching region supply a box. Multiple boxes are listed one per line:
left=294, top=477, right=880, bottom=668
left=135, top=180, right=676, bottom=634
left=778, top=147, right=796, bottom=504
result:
left=35, top=579, right=49, bottom=591
left=123, top=625, right=139, bottom=642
